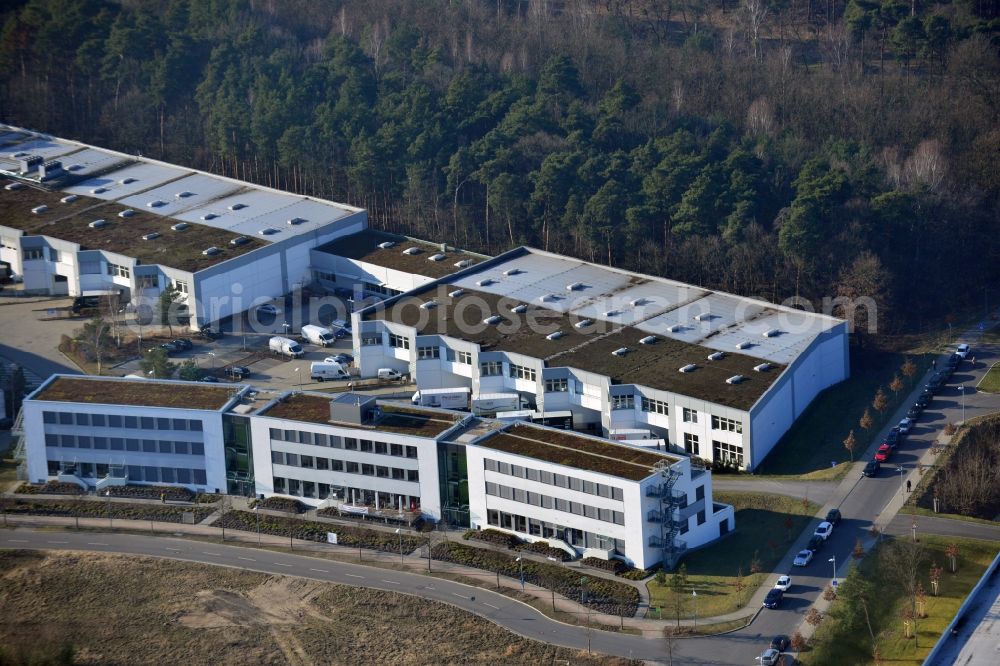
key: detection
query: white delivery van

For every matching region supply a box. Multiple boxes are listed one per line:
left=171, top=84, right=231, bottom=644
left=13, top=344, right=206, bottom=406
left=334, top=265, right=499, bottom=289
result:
left=377, top=368, right=404, bottom=381
left=411, top=387, right=471, bottom=409
left=310, top=362, right=349, bottom=381
left=301, top=324, right=336, bottom=347
left=269, top=336, right=304, bottom=358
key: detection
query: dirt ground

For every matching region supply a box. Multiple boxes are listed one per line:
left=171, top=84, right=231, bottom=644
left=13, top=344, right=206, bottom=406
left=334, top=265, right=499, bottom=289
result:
left=0, top=550, right=631, bottom=666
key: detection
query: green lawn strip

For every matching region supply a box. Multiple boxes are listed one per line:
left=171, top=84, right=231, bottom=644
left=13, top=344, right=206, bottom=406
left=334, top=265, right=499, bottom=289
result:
left=1, top=497, right=213, bottom=523
left=758, top=348, right=932, bottom=475
left=899, top=505, right=1000, bottom=527
left=800, top=535, right=999, bottom=666
left=646, top=491, right=820, bottom=620
left=977, top=363, right=1000, bottom=393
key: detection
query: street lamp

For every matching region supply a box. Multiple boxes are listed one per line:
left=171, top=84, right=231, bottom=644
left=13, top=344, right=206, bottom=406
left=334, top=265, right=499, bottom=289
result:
left=516, top=556, right=524, bottom=592
left=828, top=556, right=837, bottom=586
left=254, top=504, right=261, bottom=546
left=958, top=385, right=966, bottom=423
left=207, top=351, right=216, bottom=369
left=106, top=490, right=112, bottom=529
left=294, top=366, right=301, bottom=386
left=395, top=527, right=403, bottom=564
left=692, top=590, right=698, bottom=627
left=579, top=576, right=592, bottom=654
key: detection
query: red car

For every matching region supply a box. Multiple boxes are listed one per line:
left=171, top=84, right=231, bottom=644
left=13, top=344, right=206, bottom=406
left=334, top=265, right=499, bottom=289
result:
left=875, top=443, right=892, bottom=462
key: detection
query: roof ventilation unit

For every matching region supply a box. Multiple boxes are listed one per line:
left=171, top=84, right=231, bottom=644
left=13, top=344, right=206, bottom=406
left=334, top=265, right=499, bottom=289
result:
left=539, top=293, right=556, bottom=302
left=228, top=203, right=246, bottom=210
left=202, top=247, right=221, bottom=256
left=402, top=247, right=421, bottom=255
left=201, top=213, right=217, bottom=221
left=566, top=282, right=583, bottom=291
left=420, top=300, right=438, bottom=310
left=483, top=315, right=502, bottom=325
left=67, top=164, right=83, bottom=172
left=504, top=268, right=522, bottom=276
left=575, top=319, right=592, bottom=328
left=448, top=289, right=465, bottom=298
left=60, top=195, right=78, bottom=204
left=726, top=375, right=745, bottom=385
left=31, top=205, right=48, bottom=214
left=763, top=328, right=781, bottom=338
left=377, top=241, right=396, bottom=249
left=142, top=232, right=160, bottom=241
left=175, top=191, right=193, bottom=198
left=5, top=182, right=24, bottom=191
left=230, top=236, right=250, bottom=246
left=286, top=217, right=305, bottom=225
left=694, top=312, right=711, bottom=321
left=428, top=253, right=446, bottom=262
left=679, top=364, right=698, bottom=373
left=171, top=223, right=190, bottom=231
left=547, top=331, right=564, bottom=341
left=454, top=259, right=472, bottom=268
left=604, top=310, right=619, bottom=317
left=754, top=363, right=772, bottom=372
left=119, top=177, right=136, bottom=185
left=510, top=304, right=528, bottom=314
left=735, top=341, right=753, bottom=350
left=147, top=200, right=166, bottom=208
left=639, top=335, right=658, bottom=345
left=630, top=298, right=648, bottom=307
left=88, top=219, right=107, bottom=229
left=118, top=209, right=134, bottom=218
left=476, top=278, right=495, bottom=287
left=667, top=324, right=682, bottom=333
left=258, top=227, right=279, bottom=235
left=612, top=347, right=629, bottom=357
left=707, top=351, right=726, bottom=361
left=91, top=187, right=107, bottom=194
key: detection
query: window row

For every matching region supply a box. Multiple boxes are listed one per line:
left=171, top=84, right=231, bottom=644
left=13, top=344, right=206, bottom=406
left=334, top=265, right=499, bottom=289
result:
left=611, top=394, right=634, bottom=410
left=641, top=398, right=668, bottom=415
left=485, top=510, right=623, bottom=552
left=45, top=434, right=205, bottom=455
left=23, top=248, right=45, bottom=261
left=684, top=432, right=700, bottom=456
left=269, top=429, right=418, bottom=458
left=713, top=440, right=745, bottom=468
left=107, top=262, right=130, bottom=278
left=362, top=281, right=402, bottom=297
left=272, top=451, right=419, bottom=482
left=480, top=361, right=503, bottom=376
left=389, top=333, right=409, bottom=349
left=447, top=349, right=472, bottom=365
left=362, top=335, right=381, bottom=346
left=417, top=345, right=440, bottom=360
left=43, top=411, right=203, bottom=431
left=483, top=458, right=623, bottom=501
left=486, top=482, right=625, bottom=525
left=682, top=407, right=699, bottom=423
left=46, top=460, right=207, bottom=486
left=509, top=364, right=536, bottom=381
left=545, top=378, right=568, bottom=393
left=711, top=415, right=743, bottom=433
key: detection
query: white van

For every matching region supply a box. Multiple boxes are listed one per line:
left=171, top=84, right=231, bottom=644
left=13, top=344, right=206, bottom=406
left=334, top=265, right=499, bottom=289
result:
left=301, top=324, right=336, bottom=347
left=378, top=368, right=404, bottom=381
left=269, top=336, right=304, bottom=358
left=310, top=362, right=349, bottom=381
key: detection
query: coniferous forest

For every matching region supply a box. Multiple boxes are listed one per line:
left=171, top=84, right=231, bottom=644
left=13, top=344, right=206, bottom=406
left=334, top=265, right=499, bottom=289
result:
left=1, top=0, right=998, bottom=334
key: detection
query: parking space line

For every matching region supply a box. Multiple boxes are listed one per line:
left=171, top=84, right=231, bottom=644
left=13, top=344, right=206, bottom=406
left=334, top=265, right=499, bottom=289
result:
left=202, top=552, right=221, bottom=556
left=483, top=603, right=500, bottom=610
left=165, top=547, right=182, bottom=552
left=273, top=562, right=292, bottom=567
left=451, top=592, right=469, bottom=600
left=381, top=579, right=400, bottom=585
left=47, top=540, right=68, bottom=544
left=8, top=539, right=28, bottom=543
left=87, top=542, right=109, bottom=546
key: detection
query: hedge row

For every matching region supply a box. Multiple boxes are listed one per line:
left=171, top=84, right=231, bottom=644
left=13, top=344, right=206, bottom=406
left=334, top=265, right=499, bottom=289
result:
left=3, top=498, right=213, bottom=523
left=214, top=510, right=424, bottom=552
left=430, top=541, right=638, bottom=616
left=463, top=528, right=521, bottom=548
left=513, top=539, right=572, bottom=562
left=106, top=485, right=194, bottom=502
left=15, top=482, right=83, bottom=496
left=617, top=565, right=658, bottom=581
left=252, top=496, right=306, bottom=513
left=581, top=557, right=628, bottom=574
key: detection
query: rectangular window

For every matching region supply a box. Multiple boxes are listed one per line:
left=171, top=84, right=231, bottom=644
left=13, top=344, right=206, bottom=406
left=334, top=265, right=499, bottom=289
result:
left=158, top=441, right=173, bottom=454
left=59, top=412, right=73, bottom=425
left=106, top=262, right=130, bottom=278
left=193, top=469, right=207, bottom=485
left=298, top=431, right=313, bottom=445
left=682, top=407, right=698, bottom=423
left=389, top=333, right=409, bottom=349
left=157, top=418, right=171, bottom=430
left=315, top=433, right=329, bottom=447
left=75, top=413, right=90, bottom=426
left=177, top=468, right=191, bottom=484
left=480, top=361, right=503, bottom=376
left=285, top=453, right=299, bottom=467
left=611, top=394, right=634, bottom=410
left=43, top=411, right=56, bottom=424
left=360, top=439, right=373, bottom=452
left=390, top=443, right=403, bottom=457
left=391, top=467, right=404, bottom=480
left=190, top=442, right=204, bottom=456
left=316, top=457, right=329, bottom=470
left=712, top=440, right=745, bottom=468
left=513, top=488, right=526, bottom=503
left=405, top=446, right=417, bottom=459
left=92, top=414, right=106, bottom=427
left=175, top=280, right=188, bottom=294
left=140, top=417, right=154, bottom=430
left=509, top=364, right=536, bottom=381
left=331, top=460, right=343, bottom=471
left=141, top=439, right=156, bottom=453
left=376, top=466, right=389, bottom=478
left=161, top=468, right=175, bottom=484
left=456, top=351, right=472, bottom=365
left=417, top=345, right=440, bottom=360
left=544, top=378, right=568, bottom=393
left=711, top=415, right=743, bottom=433
left=539, top=470, right=553, bottom=485
left=172, top=419, right=187, bottom=431
left=271, top=451, right=284, bottom=465
left=108, top=415, right=122, bottom=428
left=45, top=433, right=58, bottom=447
left=329, top=436, right=342, bottom=449
left=696, top=485, right=705, bottom=502
left=684, top=432, right=700, bottom=456
left=143, top=466, right=159, bottom=482
left=125, top=438, right=139, bottom=452
left=122, top=416, right=138, bottom=429
left=362, top=335, right=381, bottom=346
left=137, top=275, right=158, bottom=289
left=189, top=421, right=202, bottom=432
left=301, top=455, right=314, bottom=469
left=110, top=437, right=124, bottom=451
left=697, top=509, right=706, bottom=525
left=346, top=462, right=359, bottom=474
left=361, top=464, right=374, bottom=476
left=641, top=397, right=669, bottom=415
left=510, top=464, right=524, bottom=478
left=94, top=437, right=108, bottom=450
left=345, top=438, right=358, bottom=450
left=269, top=428, right=282, bottom=440
left=23, top=248, right=44, bottom=261
left=498, top=462, right=511, bottom=476
left=374, top=441, right=387, bottom=455
left=174, top=441, right=189, bottom=455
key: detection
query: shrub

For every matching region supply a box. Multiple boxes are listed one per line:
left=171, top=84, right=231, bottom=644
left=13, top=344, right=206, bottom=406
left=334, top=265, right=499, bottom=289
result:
left=464, top=528, right=522, bottom=548
left=213, top=510, right=424, bottom=552
left=6, top=498, right=212, bottom=523
left=581, top=557, right=627, bottom=574
left=514, top=540, right=572, bottom=561
left=106, top=485, right=194, bottom=502
left=619, top=565, right=658, bottom=581
left=15, top=482, right=83, bottom=495
left=255, top=496, right=306, bottom=513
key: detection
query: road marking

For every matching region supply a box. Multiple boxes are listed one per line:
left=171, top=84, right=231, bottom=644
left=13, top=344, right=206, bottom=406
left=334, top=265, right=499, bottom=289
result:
left=344, top=573, right=364, bottom=579
left=202, top=552, right=221, bottom=556
left=165, top=547, right=182, bottom=552
left=273, top=562, right=292, bottom=567
left=87, top=542, right=109, bottom=546
left=425, top=585, right=435, bottom=590
left=381, top=579, right=400, bottom=585
left=47, top=540, right=68, bottom=544
left=309, top=568, right=328, bottom=573
left=451, top=592, right=469, bottom=600
left=8, top=539, right=28, bottom=543
left=238, top=556, right=256, bottom=562
left=483, top=603, right=499, bottom=610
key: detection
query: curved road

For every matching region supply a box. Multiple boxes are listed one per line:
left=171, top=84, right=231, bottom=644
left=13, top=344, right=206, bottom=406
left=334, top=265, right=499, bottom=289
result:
left=0, top=528, right=746, bottom=664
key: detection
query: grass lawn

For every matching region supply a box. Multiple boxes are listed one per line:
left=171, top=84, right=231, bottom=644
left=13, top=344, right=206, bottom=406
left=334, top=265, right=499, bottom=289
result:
left=758, top=347, right=931, bottom=475
left=646, top=491, right=819, bottom=620
left=977, top=362, right=1000, bottom=393
left=899, top=505, right=1000, bottom=527
left=800, top=535, right=1000, bottom=666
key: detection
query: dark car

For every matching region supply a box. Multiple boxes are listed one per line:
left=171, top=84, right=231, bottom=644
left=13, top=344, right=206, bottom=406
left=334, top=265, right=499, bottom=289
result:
left=199, top=375, right=219, bottom=383
left=863, top=460, right=881, bottom=477
left=886, top=428, right=900, bottom=447
left=153, top=341, right=180, bottom=355
left=173, top=338, right=193, bottom=351
left=825, top=508, right=842, bottom=525
left=907, top=404, right=922, bottom=419
left=807, top=535, right=824, bottom=553
left=763, top=588, right=784, bottom=609
left=916, top=393, right=932, bottom=409
left=226, top=365, right=251, bottom=380
left=770, top=635, right=790, bottom=652
left=198, top=325, right=222, bottom=340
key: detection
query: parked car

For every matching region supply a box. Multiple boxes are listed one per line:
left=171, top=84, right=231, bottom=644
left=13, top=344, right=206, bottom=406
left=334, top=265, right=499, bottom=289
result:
left=885, top=427, right=901, bottom=447
left=825, top=508, right=842, bottom=525
left=915, top=393, right=932, bottom=409
left=774, top=575, right=792, bottom=592
left=759, top=648, right=781, bottom=666
left=806, top=536, right=824, bottom=553
left=813, top=521, right=834, bottom=541
left=956, top=343, right=971, bottom=359
left=898, top=417, right=914, bottom=434
left=226, top=365, right=251, bottom=380
left=875, top=443, right=893, bottom=462
left=793, top=549, right=814, bottom=566
left=257, top=303, right=280, bottom=316
left=907, top=404, right=922, bottom=419
left=324, top=353, right=354, bottom=365
left=863, top=460, right=881, bottom=477
left=173, top=338, right=193, bottom=351
left=151, top=341, right=180, bottom=355
left=770, top=635, right=790, bottom=652
left=763, top=588, right=783, bottom=609
left=198, top=325, right=222, bottom=340
left=199, top=375, right=219, bottom=383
